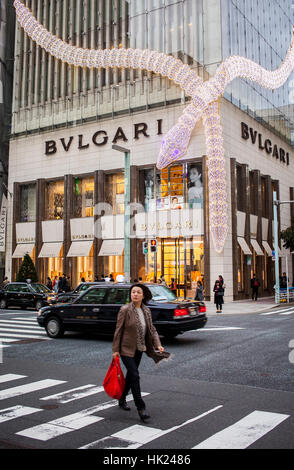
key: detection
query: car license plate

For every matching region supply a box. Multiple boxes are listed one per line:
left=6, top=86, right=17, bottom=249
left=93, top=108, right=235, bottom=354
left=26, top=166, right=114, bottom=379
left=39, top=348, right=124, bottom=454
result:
left=189, top=308, right=197, bottom=316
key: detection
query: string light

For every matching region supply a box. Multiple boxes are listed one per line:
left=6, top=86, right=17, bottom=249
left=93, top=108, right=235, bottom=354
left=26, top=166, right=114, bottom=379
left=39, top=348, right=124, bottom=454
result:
left=13, top=1, right=294, bottom=254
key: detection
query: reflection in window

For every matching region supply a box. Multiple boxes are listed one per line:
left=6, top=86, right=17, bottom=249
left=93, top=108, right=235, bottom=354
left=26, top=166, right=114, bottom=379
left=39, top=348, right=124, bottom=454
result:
left=73, top=177, right=94, bottom=218
left=45, top=180, right=64, bottom=220
left=20, top=184, right=36, bottom=222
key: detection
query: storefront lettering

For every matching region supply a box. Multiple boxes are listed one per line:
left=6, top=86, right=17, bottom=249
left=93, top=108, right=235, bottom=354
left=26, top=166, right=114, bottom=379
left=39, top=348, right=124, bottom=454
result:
left=16, top=237, right=35, bottom=243
left=45, top=119, right=163, bottom=156
left=241, top=122, right=290, bottom=165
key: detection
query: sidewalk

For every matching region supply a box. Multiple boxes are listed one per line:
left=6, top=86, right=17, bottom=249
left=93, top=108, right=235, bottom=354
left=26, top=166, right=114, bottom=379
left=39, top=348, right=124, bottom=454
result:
left=204, top=296, right=277, bottom=315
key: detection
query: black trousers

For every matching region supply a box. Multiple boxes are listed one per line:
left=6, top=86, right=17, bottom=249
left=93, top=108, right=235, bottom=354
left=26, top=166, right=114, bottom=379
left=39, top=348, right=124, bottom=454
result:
left=252, top=287, right=259, bottom=300
left=120, top=350, right=145, bottom=411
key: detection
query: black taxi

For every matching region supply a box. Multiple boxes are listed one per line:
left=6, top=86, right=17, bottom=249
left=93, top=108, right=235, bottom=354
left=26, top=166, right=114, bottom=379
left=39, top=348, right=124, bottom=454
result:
left=37, top=283, right=207, bottom=339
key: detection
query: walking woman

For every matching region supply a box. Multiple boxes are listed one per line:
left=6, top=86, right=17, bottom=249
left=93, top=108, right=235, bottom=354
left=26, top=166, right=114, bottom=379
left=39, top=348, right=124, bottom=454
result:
left=213, top=279, right=224, bottom=313
left=112, top=283, right=170, bottom=422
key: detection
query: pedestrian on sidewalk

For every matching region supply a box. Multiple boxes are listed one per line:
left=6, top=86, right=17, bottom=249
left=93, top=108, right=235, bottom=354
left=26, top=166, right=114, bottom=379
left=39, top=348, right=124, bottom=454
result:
left=213, top=279, right=224, bottom=313
left=112, top=283, right=170, bottom=422
left=194, top=280, right=204, bottom=301
left=251, top=274, right=260, bottom=301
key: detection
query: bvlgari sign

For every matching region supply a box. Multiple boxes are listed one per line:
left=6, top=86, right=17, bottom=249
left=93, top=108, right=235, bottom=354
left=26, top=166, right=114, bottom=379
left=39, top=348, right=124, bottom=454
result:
left=45, top=119, right=163, bottom=156
left=241, top=122, right=290, bottom=165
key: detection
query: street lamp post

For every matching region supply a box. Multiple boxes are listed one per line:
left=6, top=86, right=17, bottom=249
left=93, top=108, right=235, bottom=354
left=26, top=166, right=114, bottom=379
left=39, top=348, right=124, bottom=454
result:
left=112, top=144, right=131, bottom=283
left=273, top=191, right=294, bottom=304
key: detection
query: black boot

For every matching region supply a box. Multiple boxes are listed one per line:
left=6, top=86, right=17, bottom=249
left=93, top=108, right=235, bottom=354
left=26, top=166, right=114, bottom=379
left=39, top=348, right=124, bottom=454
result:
left=138, top=408, right=150, bottom=422
left=118, top=398, right=131, bottom=411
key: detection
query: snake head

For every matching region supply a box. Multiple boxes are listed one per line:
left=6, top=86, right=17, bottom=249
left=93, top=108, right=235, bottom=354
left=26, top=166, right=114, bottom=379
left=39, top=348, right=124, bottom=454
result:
left=156, top=123, right=193, bottom=169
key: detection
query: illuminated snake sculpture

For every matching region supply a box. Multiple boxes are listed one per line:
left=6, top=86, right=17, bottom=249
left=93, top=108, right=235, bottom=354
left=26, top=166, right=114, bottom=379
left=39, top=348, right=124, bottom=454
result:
left=13, top=0, right=294, bottom=253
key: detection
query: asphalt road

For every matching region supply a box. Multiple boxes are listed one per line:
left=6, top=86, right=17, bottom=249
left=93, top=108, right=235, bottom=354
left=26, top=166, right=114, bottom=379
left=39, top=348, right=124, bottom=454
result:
left=0, top=306, right=293, bottom=451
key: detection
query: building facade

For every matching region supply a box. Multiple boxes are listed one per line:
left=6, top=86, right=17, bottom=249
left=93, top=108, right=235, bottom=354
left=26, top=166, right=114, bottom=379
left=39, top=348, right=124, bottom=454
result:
left=6, top=0, right=294, bottom=300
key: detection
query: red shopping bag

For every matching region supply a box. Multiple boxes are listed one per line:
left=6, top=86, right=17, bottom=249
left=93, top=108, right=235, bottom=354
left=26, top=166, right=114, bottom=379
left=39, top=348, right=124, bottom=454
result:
left=103, top=356, right=125, bottom=399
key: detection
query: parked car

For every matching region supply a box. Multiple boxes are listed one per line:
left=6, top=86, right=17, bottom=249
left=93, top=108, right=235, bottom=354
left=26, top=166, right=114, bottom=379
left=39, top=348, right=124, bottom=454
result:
left=37, top=283, right=207, bottom=339
left=0, top=282, right=56, bottom=310
left=51, top=282, right=101, bottom=304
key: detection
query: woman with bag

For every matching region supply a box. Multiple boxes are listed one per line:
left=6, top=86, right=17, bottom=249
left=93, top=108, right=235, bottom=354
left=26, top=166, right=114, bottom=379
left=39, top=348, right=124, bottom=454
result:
left=194, top=280, right=204, bottom=301
left=213, top=279, right=224, bottom=313
left=112, top=283, right=170, bottom=422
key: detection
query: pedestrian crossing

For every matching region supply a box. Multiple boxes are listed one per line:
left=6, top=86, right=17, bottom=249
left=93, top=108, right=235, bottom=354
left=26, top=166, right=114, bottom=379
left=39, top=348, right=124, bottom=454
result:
left=0, top=316, right=50, bottom=347
left=260, top=306, right=294, bottom=316
left=0, top=372, right=291, bottom=449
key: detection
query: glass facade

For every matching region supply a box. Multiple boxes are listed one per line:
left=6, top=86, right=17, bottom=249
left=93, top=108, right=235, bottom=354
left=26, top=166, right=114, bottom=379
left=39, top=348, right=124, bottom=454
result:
left=141, top=162, right=204, bottom=296
left=221, top=0, right=294, bottom=146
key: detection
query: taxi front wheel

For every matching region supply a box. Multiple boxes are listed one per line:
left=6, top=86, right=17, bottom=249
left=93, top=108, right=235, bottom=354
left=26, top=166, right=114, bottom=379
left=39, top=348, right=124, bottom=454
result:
left=45, top=316, right=64, bottom=338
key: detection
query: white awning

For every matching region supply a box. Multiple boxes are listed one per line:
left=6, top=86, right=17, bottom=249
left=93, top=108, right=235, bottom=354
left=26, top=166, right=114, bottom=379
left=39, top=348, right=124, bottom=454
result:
left=67, top=240, right=93, bottom=257
left=262, top=241, right=273, bottom=257
left=250, top=239, right=264, bottom=256
left=38, top=242, right=63, bottom=258
left=12, top=243, right=35, bottom=258
left=98, top=239, right=124, bottom=256
left=237, top=237, right=252, bottom=255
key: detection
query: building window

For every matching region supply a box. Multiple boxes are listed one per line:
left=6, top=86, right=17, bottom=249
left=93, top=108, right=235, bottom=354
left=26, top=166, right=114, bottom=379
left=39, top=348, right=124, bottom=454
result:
left=141, top=162, right=203, bottom=212
left=236, top=165, right=244, bottom=212
left=73, top=177, right=94, bottom=218
left=19, top=183, right=36, bottom=222
left=261, top=177, right=267, bottom=218
left=45, top=180, right=64, bottom=220
left=237, top=244, right=244, bottom=292
left=105, top=173, right=125, bottom=214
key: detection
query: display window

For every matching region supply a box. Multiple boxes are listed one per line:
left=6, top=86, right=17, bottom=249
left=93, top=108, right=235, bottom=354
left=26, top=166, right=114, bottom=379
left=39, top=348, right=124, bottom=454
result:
left=47, top=246, right=64, bottom=283
left=142, top=162, right=203, bottom=212
left=45, top=180, right=64, bottom=220
left=105, top=172, right=125, bottom=214
left=73, top=177, right=94, bottom=218
left=76, top=244, right=94, bottom=283
left=20, top=184, right=36, bottom=222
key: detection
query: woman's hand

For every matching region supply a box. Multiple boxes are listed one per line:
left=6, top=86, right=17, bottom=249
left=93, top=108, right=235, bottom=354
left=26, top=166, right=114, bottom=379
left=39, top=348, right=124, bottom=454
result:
left=158, top=346, right=164, bottom=353
left=112, top=352, right=119, bottom=359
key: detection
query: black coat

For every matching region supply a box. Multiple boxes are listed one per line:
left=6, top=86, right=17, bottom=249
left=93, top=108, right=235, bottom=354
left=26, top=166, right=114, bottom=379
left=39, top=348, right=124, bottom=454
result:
left=213, top=285, right=224, bottom=305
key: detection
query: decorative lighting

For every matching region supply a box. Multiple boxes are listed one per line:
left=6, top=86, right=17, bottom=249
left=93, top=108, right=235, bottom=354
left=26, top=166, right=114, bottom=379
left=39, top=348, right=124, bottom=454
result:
left=13, top=0, right=294, bottom=254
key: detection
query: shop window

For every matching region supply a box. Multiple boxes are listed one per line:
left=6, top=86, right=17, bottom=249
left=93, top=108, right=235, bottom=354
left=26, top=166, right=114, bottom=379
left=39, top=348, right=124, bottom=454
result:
left=47, top=246, right=64, bottom=283
left=236, top=165, right=244, bottom=212
left=106, top=288, right=129, bottom=305
left=187, top=163, right=203, bottom=208
left=142, top=162, right=203, bottom=212
left=261, top=177, right=267, bottom=218
left=20, top=184, right=36, bottom=222
left=76, top=244, right=94, bottom=283
left=73, top=177, right=94, bottom=218
left=249, top=172, right=256, bottom=214
left=45, top=180, right=64, bottom=220
left=237, top=244, right=244, bottom=292
left=105, top=173, right=125, bottom=214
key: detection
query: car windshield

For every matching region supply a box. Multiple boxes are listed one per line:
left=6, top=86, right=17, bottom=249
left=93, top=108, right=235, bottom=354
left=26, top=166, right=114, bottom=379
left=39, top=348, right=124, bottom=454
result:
left=31, top=283, right=51, bottom=293
left=148, top=285, right=177, bottom=301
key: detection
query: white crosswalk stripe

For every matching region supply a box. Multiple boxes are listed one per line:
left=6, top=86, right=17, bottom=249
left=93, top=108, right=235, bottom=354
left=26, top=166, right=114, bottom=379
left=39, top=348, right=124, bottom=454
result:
left=17, top=393, right=150, bottom=441
left=260, top=307, right=294, bottom=316
left=80, top=405, right=223, bottom=449
left=192, top=411, right=289, bottom=449
left=0, top=374, right=27, bottom=383
left=40, top=385, right=105, bottom=404
left=0, top=316, right=49, bottom=345
left=0, top=373, right=291, bottom=448
left=0, top=379, right=66, bottom=400
left=0, top=405, right=42, bottom=423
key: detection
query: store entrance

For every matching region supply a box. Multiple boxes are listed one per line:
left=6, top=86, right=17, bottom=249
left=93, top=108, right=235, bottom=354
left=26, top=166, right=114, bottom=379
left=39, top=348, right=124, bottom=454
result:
left=145, top=237, right=204, bottom=298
